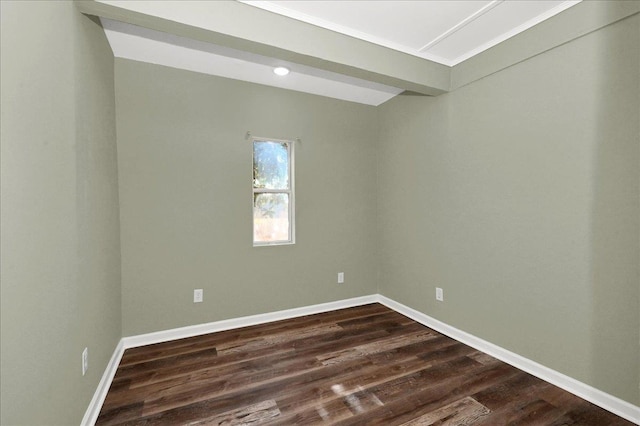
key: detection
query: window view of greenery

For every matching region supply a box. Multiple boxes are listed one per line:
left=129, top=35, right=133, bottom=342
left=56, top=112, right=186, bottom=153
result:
left=253, top=141, right=292, bottom=244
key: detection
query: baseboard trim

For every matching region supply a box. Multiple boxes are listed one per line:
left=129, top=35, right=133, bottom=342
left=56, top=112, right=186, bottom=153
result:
left=377, top=295, right=640, bottom=425
left=122, top=295, right=379, bottom=349
left=83, top=294, right=639, bottom=425
left=81, top=338, right=125, bottom=426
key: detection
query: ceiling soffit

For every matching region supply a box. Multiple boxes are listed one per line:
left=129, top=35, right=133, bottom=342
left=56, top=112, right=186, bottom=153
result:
left=80, top=0, right=450, bottom=100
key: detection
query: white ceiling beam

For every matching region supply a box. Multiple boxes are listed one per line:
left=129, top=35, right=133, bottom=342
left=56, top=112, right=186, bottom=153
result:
left=76, top=0, right=451, bottom=96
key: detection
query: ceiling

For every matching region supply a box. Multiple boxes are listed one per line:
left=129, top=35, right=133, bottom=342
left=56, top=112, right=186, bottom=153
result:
left=242, top=1, right=580, bottom=66
left=101, top=0, right=581, bottom=106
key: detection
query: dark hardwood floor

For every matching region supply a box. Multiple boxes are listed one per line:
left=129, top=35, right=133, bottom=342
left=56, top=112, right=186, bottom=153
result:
left=96, top=304, right=634, bottom=425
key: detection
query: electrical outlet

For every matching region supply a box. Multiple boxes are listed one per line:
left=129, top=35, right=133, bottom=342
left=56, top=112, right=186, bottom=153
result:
left=82, top=347, right=88, bottom=376
left=436, top=287, right=444, bottom=302
left=337, top=272, right=344, bottom=284
left=194, top=289, right=203, bottom=303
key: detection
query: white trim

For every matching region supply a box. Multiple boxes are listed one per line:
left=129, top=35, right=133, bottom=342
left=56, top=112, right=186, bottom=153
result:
left=252, top=136, right=296, bottom=247
left=239, top=1, right=582, bottom=67
left=450, top=0, right=582, bottom=65
left=418, top=1, right=504, bottom=52
left=122, top=295, right=378, bottom=349
left=376, top=295, right=640, bottom=425
left=84, top=294, right=639, bottom=425
left=239, top=0, right=455, bottom=66
left=81, top=339, right=125, bottom=426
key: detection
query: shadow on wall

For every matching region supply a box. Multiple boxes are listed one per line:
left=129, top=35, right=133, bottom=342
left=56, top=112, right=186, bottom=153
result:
left=588, top=13, right=640, bottom=405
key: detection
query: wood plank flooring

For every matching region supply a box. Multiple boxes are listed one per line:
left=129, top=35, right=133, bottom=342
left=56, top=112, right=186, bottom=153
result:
left=97, top=304, right=634, bottom=425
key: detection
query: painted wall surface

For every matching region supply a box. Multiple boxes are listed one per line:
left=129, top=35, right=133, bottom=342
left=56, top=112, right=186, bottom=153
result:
left=115, top=59, right=379, bottom=336
left=377, top=13, right=640, bottom=405
left=1, top=1, right=638, bottom=421
left=0, top=2, right=121, bottom=424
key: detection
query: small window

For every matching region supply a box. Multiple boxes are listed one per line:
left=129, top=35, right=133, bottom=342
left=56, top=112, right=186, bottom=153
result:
left=252, top=138, right=295, bottom=246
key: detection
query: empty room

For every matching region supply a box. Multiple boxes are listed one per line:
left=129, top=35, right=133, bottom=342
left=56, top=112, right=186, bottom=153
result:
left=1, top=0, right=638, bottom=425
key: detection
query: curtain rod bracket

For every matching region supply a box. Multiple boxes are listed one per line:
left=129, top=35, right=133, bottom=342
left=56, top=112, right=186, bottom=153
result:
left=245, top=131, right=301, bottom=143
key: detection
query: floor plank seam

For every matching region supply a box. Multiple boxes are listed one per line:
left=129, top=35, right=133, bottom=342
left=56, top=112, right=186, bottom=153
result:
left=96, top=304, right=635, bottom=426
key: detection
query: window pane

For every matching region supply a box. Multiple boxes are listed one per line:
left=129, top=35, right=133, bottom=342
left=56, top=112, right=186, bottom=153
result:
left=253, top=141, right=289, bottom=190
left=253, top=193, right=290, bottom=243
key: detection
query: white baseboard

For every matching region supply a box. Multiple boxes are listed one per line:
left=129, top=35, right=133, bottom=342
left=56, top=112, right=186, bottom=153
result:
left=81, top=338, right=125, bottom=426
left=82, top=294, right=640, bottom=425
left=122, top=295, right=379, bottom=349
left=377, top=295, right=640, bottom=425
left=81, top=295, right=378, bottom=425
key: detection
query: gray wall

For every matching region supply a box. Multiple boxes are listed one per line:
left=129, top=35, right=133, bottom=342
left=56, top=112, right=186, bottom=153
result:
left=377, top=13, right=639, bottom=405
left=0, top=2, right=121, bottom=424
left=115, top=59, right=379, bottom=336
left=1, top=1, right=638, bottom=423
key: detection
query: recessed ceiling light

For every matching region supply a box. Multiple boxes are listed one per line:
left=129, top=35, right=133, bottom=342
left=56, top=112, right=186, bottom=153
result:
left=273, top=66, right=290, bottom=76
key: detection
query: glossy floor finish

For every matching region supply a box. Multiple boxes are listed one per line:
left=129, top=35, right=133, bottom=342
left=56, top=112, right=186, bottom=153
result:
left=97, top=304, right=633, bottom=425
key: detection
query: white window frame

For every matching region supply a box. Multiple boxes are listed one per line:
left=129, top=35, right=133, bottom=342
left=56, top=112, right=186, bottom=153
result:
left=252, top=136, right=295, bottom=247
